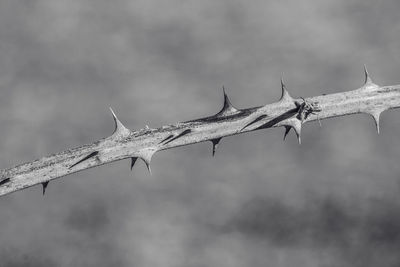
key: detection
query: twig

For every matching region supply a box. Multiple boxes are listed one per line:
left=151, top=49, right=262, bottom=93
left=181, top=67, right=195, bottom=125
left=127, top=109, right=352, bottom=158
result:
left=0, top=67, right=399, bottom=197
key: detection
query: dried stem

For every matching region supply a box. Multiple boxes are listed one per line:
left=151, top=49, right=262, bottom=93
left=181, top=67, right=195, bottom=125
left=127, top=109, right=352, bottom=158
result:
left=1, top=67, right=399, bottom=197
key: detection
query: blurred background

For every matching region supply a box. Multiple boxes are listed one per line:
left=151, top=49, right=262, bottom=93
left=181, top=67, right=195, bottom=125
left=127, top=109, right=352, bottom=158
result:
left=0, top=0, right=400, bottom=266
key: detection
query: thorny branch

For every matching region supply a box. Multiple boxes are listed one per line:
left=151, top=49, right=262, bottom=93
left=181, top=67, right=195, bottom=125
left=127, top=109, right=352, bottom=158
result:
left=1, top=67, right=399, bottom=197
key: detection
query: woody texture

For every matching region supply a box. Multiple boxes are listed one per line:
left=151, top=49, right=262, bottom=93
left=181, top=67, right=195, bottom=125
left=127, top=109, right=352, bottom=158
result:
left=0, top=66, right=398, bottom=197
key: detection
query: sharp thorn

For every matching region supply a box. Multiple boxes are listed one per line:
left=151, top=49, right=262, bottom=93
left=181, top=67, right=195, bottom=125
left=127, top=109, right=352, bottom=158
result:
left=280, top=76, right=285, bottom=90
left=142, top=159, right=152, bottom=175
left=364, top=64, right=373, bottom=85
left=216, top=86, right=237, bottom=116
left=283, top=126, right=291, bottom=141
left=42, top=181, right=49, bottom=195
left=369, top=110, right=382, bottom=134
left=109, top=107, right=130, bottom=138
left=279, top=75, right=292, bottom=102
left=284, top=119, right=302, bottom=144
left=222, top=86, right=233, bottom=109
left=293, top=124, right=302, bottom=145
left=139, top=150, right=154, bottom=175
left=130, top=148, right=155, bottom=174
left=130, top=157, right=138, bottom=170
left=211, top=138, right=222, bottom=156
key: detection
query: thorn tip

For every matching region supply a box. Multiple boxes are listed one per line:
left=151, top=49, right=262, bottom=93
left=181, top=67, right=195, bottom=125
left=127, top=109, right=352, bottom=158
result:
left=211, top=138, right=222, bottom=156
left=362, top=65, right=379, bottom=90
left=369, top=110, right=382, bottom=134
left=109, top=107, right=130, bottom=138
left=216, top=86, right=237, bottom=116
left=42, top=181, right=49, bottom=195
left=283, top=126, right=291, bottom=141
left=130, top=157, right=138, bottom=171
left=279, top=76, right=292, bottom=102
left=141, top=158, right=152, bottom=175
left=283, top=119, right=302, bottom=144
left=364, top=64, right=372, bottom=85
left=138, top=149, right=155, bottom=175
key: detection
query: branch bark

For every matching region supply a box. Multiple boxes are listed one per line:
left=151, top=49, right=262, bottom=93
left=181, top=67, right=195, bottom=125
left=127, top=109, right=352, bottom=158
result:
left=1, top=68, right=399, bottom=197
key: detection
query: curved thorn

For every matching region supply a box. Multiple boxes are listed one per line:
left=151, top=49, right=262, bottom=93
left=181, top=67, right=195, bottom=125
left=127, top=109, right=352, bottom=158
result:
left=293, top=122, right=302, bottom=144
left=369, top=110, right=382, bottom=134
left=279, top=76, right=293, bottom=102
left=285, top=119, right=302, bottom=144
left=211, top=138, right=222, bottom=156
left=42, top=181, right=49, bottom=195
left=361, top=65, right=379, bottom=91
left=141, top=158, right=152, bottom=175
left=216, top=86, right=238, bottom=116
left=222, top=86, right=236, bottom=110
left=138, top=150, right=154, bottom=175
left=283, top=126, right=291, bottom=141
left=364, top=64, right=373, bottom=85
left=109, top=107, right=131, bottom=138
left=222, top=86, right=230, bottom=105
left=130, top=157, right=138, bottom=171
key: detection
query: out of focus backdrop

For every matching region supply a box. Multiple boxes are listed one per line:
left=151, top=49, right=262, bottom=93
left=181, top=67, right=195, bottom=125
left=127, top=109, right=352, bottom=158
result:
left=1, top=1, right=400, bottom=266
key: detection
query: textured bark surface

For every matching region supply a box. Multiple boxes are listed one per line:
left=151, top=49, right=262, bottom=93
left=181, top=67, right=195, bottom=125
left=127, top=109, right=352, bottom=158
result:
left=1, top=69, right=399, bottom=197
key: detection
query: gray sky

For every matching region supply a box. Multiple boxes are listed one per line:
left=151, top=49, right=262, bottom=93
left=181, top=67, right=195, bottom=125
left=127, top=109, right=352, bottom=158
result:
left=0, top=0, right=400, bottom=266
